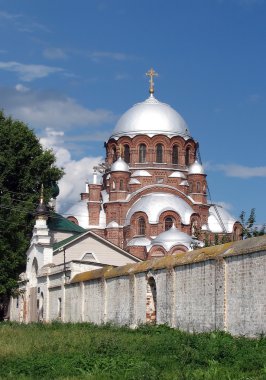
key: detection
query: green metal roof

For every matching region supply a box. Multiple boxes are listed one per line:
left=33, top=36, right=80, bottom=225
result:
left=48, top=213, right=86, bottom=234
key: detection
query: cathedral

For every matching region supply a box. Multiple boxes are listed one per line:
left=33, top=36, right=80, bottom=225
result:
left=9, top=69, right=244, bottom=323
left=65, top=69, right=242, bottom=260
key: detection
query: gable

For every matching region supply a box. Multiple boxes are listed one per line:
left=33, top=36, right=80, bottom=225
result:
left=52, top=232, right=139, bottom=266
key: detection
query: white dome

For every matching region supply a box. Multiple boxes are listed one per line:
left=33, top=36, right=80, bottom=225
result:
left=147, top=225, right=192, bottom=251
left=110, top=157, right=130, bottom=172
left=208, top=205, right=236, bottom=233
left=110, top=95, right=191, bottom=139
left=125, top=192, right=194, bottom=226
left=65, top=200, right=106, bottom=229
left=188, top=160, right=205, bottom=175
left=65, top=200, right=89, bottom=229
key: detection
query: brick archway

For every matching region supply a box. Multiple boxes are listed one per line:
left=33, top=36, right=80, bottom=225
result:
left=146, top=276, right=157, bottom=324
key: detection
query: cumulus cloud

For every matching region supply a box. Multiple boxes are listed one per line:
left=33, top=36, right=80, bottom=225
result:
left=0, top=61, right=62, bottom=81
left=216, top=164, right=266, bottom=178
left=0, top=85, right=116, bottom=131
left=40, top=127, right=103, bottom=213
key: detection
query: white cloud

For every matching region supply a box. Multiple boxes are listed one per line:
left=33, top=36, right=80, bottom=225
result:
left=0, top=9, right=49, bottom=33
left=40, top=127, right=102, bottom=212
left=0, top=61, right=63, bottom=81
left=15, top=83, right=30, bottom=93
left=0, top=86, right=116, bottom=131
left=216, top=164, right=266, bottom=178
left=43, top=47, right=67, bottom=60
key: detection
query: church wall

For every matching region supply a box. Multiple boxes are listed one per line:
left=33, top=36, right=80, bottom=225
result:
left=83, top=279, right=105, bottom=324
left=174, top=261, right=217, bottom=332
left=9, top=296, right=21, bottom=322
left=48, top=286, right=62, bottom=321
left=132, top=272, right=147, bottom=325
left=105, top=276, right=132, bottom=325
left=224, top=251, right=266, bottom=337
left=10, top=237, right=266, bottom=337
left=64, top=283, right=82, bottom=322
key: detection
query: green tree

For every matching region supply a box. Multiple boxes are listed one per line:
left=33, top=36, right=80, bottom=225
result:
left=239, top=208, right=265, bottom=239
left=0, top=111, right=64, bottom=316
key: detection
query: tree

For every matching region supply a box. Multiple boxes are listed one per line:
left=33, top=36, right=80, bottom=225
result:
left=239, top=208, right=265, bottom=239
left=0, top=111, right=64, bottom=316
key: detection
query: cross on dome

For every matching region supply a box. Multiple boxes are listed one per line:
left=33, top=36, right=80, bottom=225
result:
left=146, top=67, right=158, bottom=94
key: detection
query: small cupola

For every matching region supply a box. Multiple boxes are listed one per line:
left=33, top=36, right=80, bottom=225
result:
left=188, top=160, right=205, bottom=175
left=110, top=157, right=130, bottom=173
left=187, top=160, right=207, bottom=204
left=35, top=184, right=49, bottom=220
left=109, top=157, right=131, bottom=201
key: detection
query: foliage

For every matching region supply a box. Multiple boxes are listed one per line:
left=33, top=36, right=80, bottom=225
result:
left=240, top=208, right=265, bottom=239
left=0, top=323, right=266, bottom=379
left=0, top=111, right=64, bottom=306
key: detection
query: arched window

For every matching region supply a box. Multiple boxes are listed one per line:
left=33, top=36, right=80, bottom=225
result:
left=112, top=147, right=117, bottom=163
left=138, top=217, right=146, bottom=235
left=139, top=144, right=146, bottom=163
left=31, top=258, right=38, bottom=287
left=156, top=144, right=163, bottom=163
left=196, top=182, right=201, bottom=193
left=119, top=179, right=124, bottom=190
left=185, top=147, right=190, bottom=166
left=146, top=277, right=157, bottom=324
left=164, top=217, right=173, bottom=231
left=172, top=145, right=179, bottom=164
left=124, top=144, right=130, bottom=164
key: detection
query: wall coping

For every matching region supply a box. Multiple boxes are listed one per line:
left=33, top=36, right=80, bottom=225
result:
left=71, top=235, right=266, bottom=283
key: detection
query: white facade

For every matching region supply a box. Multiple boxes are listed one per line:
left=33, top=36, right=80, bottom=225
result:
left=10, top=235, right=266, bottom=337
left=11, top=209, right=139, bottom=323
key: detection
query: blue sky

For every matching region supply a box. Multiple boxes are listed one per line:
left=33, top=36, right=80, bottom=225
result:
left=0, top=0, right=265, bottom=225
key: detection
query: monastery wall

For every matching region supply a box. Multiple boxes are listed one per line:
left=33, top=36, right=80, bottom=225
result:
left=10, top=236, right=266, bottom=337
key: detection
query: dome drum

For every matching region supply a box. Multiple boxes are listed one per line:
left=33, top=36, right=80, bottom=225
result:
left=106, top=136, right=197, bottom=170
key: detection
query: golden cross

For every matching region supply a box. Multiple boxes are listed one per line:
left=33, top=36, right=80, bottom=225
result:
left=146, top=67, right=158, bottom=94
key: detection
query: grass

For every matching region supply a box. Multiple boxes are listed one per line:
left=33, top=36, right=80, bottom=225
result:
left=0, top=323, right=265, bottom=379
